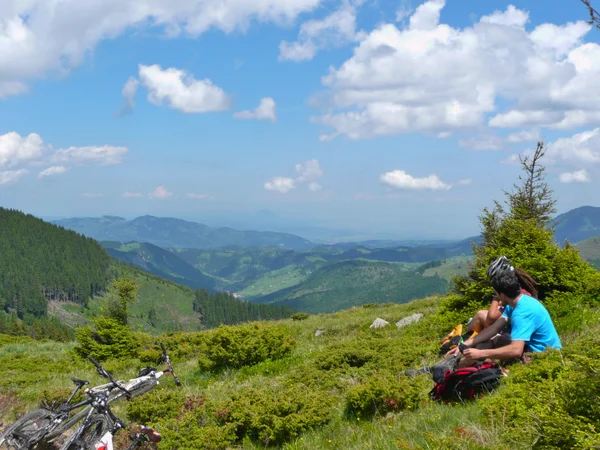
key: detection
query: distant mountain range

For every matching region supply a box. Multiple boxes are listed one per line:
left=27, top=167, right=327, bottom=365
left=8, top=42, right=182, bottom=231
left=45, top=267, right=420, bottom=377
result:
left=53, top=215, right=315, bottom=251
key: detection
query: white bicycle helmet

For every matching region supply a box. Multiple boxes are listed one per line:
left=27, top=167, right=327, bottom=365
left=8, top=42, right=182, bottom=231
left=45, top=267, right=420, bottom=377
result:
left=486, top=255, right=514, bottom=280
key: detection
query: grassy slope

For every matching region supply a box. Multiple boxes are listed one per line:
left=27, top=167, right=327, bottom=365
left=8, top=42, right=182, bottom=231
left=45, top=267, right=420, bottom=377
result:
left=422, top=255, right=474, bottom=281
left=575, top=235, right=600, bottom=260
left=5, top=296, right=599, bottom=449
left=48, top=265, right=202, bottom=334
left=257, top=260, right=449, bottom=313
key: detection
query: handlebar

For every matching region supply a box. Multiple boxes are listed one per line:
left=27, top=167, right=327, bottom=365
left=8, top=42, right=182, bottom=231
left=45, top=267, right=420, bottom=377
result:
left=160, top=343, right=181, bottom=387
left=87, top=356, right=133, bottom=400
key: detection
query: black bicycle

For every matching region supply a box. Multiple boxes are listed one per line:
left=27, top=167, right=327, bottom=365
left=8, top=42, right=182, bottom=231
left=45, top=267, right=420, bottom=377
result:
left=0, top=344, right=180, bottom=449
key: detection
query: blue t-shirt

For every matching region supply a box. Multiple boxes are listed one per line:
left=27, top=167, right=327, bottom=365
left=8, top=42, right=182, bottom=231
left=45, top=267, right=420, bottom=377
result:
left=502, top=294, right=562, bottom=352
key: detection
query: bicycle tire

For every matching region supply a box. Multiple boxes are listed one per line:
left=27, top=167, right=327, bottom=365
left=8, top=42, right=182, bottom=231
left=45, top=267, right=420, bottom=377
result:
left=42, top=405, right=92, bottom=443
left=0, top=408, right=54, bottom=449
left=62, top=414, right=112, bottom=450
left=129, top=378, right=158, bottom=399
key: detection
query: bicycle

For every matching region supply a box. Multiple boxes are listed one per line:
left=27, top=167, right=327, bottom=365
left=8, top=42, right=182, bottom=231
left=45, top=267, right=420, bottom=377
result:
left=0, top=343, right=180, bottom=450
left=93, top=422, right=162, bottom=450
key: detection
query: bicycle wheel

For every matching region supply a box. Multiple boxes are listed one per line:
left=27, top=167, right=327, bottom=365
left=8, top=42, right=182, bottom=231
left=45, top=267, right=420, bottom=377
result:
left=129, top=378, right=158, bottom=399
left=43, top=406, right=92, bottom=443
left=0, top=408, right=54, bottom=449
left=63, top=414, right=111, bottom=450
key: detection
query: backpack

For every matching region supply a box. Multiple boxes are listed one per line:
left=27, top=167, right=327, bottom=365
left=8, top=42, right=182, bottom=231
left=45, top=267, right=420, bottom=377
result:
left=429, top=361, right=503, bottom=402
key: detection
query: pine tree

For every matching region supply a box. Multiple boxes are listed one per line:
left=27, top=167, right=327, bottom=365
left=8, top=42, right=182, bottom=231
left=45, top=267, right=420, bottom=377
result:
left=450, top=141, right=600, bottom=316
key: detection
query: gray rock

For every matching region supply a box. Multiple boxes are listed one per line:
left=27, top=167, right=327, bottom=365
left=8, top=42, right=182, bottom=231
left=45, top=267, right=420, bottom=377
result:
left=369, top=318, right=389, bottom=329
left=396, top=313, right=423, bottom=329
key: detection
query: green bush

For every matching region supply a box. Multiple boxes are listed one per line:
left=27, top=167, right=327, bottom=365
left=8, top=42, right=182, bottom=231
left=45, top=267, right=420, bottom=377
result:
left=127, top=389, right=189, bottom=423
left=345, top=372, right=430, bottom=419
left=72, top=317, right=142, bottom=361
left=291, top=312, right=310, bottom=321
left=196, top=322, right=296, bottom=372
left=316, top=344, right=377, bottom=371
left=216, top=382, right=334, bottom=446
left=482, top=338, right=600, bottom=449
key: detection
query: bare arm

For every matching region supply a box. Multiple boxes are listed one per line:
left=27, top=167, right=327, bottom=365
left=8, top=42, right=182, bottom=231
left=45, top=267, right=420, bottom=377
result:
left=467, top=316, right=507, bottom=347
left=464, top=340, right=525, bottom=361
left=485, top=298, right=504, bottom=327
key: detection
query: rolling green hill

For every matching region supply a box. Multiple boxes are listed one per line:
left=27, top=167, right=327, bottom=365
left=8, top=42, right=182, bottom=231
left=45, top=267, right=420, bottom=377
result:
left=172, top=246, right=326, bottom=291
left=256, top=260, right=449, bottom=313
left=53, top=215, right=315, bottom=250
left=554, top=205, right=600, bottom=243
left=102, top=241, right=217, bottom=291
left=575, top=235, right=600, bottom=270
left=48, top=264, right=295, bottom=334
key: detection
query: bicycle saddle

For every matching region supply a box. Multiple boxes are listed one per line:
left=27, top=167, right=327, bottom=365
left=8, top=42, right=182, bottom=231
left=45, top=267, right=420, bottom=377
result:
left=71, top=377, right=90, bottom=386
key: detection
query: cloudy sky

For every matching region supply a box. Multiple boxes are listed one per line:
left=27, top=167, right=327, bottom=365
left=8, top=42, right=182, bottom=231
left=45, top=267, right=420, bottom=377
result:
left=1, top=0, right=598, bottom=239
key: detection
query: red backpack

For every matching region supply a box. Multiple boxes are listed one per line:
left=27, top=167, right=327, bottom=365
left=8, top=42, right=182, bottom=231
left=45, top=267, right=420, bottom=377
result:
left=430, top=361, right=504, bottom=402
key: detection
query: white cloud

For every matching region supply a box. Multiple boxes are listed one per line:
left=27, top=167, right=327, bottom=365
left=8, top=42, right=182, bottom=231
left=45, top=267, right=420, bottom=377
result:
left=81, top=193, right=104, bottom=198
left=0, top=131, right=128, bottom=185
left=264, top=176, right=296, bottom=193
left=312, top=1, right=600, bottom=140
left=138, top=64, right=232, bottom=113
left=544, top=129, right=600, bottom=165
left=457, top=178, right=472, bottom=185
left=149, top=185, right=173, bottom=199
left=265, top=159, right=324, bottom=193
left=395, top=0, right=413, bottom=22
left=119, top=76, right=139, bottom=114
left=279, top=1, right=362, bottom=61
left=459, top=129, right=540, bottom=151
left=0, top=169, right=28, bottom=185
left=0, top=0, right=323, bottom=98
left=233, top=98, right=276, bottom=122
left=0, top=132, right=46, bottom=168
left=122, top=192, right=143, bottom=198
left=505, top=128, right=600, bottom=168
left=380, top=170, right=451, bottom=190
left=187, top=193, right=213, bottom=199
left=559, top=169, right=590, bottom=183
left=295, top=159, right=323, bottom=181
left=51, top=146, right=128, bottom=165
left=308, top=182, right=322, bottom=191
left=38, top=166, right=69, bottom=178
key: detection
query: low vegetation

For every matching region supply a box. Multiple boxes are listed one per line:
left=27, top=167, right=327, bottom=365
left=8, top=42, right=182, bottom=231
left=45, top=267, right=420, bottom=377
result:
left=2, top=144, right=600, bottom=448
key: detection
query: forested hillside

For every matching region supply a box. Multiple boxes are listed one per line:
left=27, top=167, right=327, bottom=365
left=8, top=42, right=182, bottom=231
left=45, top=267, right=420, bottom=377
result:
left=103, top=242, right=216, bottom=291
left=0, top=208, right=111, bottom=318
left=0, top=208, right=295, bottom=339
left=257, top=260, right=449, bottom=313
left=193, top=289, right=295, bottom=328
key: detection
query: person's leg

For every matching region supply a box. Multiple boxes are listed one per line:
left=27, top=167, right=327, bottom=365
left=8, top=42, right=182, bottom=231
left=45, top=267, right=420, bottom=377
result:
left=467, top=310, right=488, bottom=333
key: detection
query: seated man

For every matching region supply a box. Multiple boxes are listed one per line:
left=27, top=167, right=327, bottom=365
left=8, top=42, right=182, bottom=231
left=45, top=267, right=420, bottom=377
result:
left=448, top=259, right=561, bottom=368
left=467, top=257, right=538, bottom=334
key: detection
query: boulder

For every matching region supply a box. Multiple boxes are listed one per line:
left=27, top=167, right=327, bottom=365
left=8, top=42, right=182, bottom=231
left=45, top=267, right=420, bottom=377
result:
left=396, top=313, right=423, bottom=329
left=369, top=318, right=389, bottom=329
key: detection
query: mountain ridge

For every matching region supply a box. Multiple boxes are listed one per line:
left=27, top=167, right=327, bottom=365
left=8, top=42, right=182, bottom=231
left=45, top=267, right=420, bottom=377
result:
left=53, top=215, right=315, bottom=251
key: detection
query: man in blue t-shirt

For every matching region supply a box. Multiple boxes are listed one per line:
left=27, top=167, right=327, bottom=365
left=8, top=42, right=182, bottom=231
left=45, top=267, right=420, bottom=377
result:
left=447, top=257, right=561, bottom=367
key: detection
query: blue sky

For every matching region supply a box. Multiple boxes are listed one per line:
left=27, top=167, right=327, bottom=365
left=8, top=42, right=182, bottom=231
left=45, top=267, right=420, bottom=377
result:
left=1, top=0, right=599, bottom=239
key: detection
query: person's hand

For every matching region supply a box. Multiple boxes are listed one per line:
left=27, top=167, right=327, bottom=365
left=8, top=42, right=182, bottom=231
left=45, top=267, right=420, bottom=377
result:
left=445, top=346, right=461, bottom=358
left=463, top=348, right=484, bottom=360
